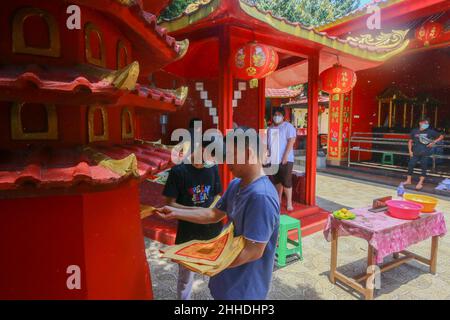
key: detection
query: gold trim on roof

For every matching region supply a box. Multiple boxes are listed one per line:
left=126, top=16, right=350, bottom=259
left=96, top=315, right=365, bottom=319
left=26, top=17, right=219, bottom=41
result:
left=84, top=146, right=140, bottom=177
left=161, top=0, right=410, bottom=62
left=185, top=0, right=213, bottom=14
left=239, top=1, right=409, bottom=62
left=346, top=30, right=409, bottom=50
left=175, top=39, right=190, bottom=61
left=114, top=0, right=139, bottom=6
left=160, top=0, right=220, bottom=32
left=316, top=0, right=405, bottom=31
left=103, top=61, right=140, bottom=91
left=175, top=86, right=189, bottom=105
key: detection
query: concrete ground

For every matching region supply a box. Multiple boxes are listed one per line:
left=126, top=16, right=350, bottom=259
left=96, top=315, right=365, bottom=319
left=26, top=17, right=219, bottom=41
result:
left=145, top=173, right=450, bottom=300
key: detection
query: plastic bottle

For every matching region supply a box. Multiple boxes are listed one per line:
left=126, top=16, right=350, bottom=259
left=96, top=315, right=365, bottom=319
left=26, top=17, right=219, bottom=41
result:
left=397, top=183, right=405, bottom=198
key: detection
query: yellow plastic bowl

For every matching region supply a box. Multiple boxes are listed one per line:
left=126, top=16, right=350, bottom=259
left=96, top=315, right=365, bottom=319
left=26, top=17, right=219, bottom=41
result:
left=404, top=194, right=438, bottom=213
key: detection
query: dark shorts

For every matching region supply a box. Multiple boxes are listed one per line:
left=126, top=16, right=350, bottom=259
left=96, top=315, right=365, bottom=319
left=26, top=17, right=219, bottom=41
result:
left=272, top=162, right=294, bottom=188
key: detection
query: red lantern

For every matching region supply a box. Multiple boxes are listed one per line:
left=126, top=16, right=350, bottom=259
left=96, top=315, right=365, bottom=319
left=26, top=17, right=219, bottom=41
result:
left=415, top=21, right=443, bottom=46
left=319, top=64, right=357, bottom=94
left=232, top=42, right=279, bottom=88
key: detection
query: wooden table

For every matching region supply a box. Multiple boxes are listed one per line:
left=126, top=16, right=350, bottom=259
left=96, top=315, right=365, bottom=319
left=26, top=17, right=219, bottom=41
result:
left=324, top=208, right=447, bottom=300
left=329, top=229, right=439, bottom=300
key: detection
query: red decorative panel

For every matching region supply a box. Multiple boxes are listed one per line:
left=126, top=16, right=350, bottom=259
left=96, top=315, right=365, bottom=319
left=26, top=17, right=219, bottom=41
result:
left=327, top=92, right=352, bottom=161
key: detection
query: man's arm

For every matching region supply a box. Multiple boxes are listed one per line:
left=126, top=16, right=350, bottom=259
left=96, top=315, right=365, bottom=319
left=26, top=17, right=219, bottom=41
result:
left=165, top=195, right=221, bottom=210
left=282, top=137, right=296, bottom=164
left=156, top=206, right=226, bottom=224
left=165, top=197, right=195, bottom=210
left=408, top=139, right=413, bottom=156
left=228, top=239, right=267, bottom=268
left=427, top=134, right=444, bottom=148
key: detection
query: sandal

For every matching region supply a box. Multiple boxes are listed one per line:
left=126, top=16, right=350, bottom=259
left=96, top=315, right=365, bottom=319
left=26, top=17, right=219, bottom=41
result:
left=415, top=183, right=423, bottom=191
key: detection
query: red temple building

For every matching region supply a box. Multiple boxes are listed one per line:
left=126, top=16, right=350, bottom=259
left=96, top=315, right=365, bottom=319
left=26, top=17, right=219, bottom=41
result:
left=1, top=0, right=448, bottom=300
left=0, top=0, right=189, bottom=299
left=139, top=0, right=413, bottom=244
left=266, top=0, right=449, bottom=172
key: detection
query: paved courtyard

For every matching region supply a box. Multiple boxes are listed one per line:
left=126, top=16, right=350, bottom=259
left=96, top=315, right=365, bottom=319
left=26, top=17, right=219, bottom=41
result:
left=145, top=173, right=450, bottom=300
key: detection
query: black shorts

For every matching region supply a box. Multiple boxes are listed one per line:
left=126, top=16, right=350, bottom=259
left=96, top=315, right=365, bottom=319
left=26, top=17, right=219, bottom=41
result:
left=272, top=162, right=294, bottom=188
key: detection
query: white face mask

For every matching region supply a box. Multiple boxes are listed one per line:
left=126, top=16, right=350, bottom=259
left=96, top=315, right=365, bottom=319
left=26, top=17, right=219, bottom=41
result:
left=273, top=115, right=283, bottom=124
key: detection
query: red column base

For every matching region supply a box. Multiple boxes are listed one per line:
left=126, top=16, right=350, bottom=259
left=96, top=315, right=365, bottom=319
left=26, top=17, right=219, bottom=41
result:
left=0, top=182, right=152, bottom=299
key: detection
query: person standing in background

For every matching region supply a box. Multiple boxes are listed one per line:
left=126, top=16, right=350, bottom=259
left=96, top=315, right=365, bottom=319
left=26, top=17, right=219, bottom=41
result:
left=267, top=107, right=297, bottom=211
left=403, top=118, right=444, bottom=190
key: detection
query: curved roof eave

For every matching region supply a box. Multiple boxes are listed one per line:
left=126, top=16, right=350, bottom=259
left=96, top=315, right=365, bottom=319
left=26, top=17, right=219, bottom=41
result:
left=160, top=0, right=410, bottom=63
left=316, top=0, right=405, bottom=32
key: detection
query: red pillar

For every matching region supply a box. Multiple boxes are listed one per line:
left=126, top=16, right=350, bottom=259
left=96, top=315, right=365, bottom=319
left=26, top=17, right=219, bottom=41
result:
left=305, top=54, right=319, bottom=206
left=258, top=78, right=266, bottom=130
left=218, top=26, right=234, bottom=190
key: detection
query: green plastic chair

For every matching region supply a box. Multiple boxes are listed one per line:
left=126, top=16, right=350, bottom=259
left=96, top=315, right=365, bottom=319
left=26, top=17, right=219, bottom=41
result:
left=381, top=152, right=394, bottom=165
left=276, top=215, right=303, bottom=267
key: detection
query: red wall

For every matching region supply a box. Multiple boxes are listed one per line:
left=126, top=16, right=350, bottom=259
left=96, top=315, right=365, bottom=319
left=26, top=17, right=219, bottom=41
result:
left=352, top=48, right=450, bottom=134
left=0, top=182, right=152, bottom=299
left=0, top=1, right=132, bottom=70
left=149, top=71, right=261, bottom=145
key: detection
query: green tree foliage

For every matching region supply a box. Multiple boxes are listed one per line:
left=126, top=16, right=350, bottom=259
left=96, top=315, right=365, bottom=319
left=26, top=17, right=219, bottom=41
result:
left=160, top=0, right=360, bottom=27
left=159, top=0, right=197, bottom=21
left=246, top=0, right=360, bottom=26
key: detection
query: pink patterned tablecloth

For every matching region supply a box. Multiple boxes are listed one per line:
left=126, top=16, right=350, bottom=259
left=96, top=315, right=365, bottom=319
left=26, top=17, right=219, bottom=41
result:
left=323, top=207, right=447, bottom=264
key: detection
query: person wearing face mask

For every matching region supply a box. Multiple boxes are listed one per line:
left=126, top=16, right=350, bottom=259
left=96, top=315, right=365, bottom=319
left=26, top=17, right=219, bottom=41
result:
left=403, top=118, right=444, bottom=190
left=163, top=133, right=222, bottom=300
left=267, top=107, right=297, bottom=211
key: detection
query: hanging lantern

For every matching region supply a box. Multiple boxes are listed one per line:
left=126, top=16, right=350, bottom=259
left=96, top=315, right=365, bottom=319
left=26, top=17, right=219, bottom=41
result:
left=415, top=21, right=443, bottom=46
left=319, top=64, right=357, bottom=94
left=231, top=42, right=279, bottom=88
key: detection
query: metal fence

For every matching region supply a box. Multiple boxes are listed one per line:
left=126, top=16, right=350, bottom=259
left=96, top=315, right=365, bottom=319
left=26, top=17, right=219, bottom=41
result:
left=348, top=132, right=450, bottom=177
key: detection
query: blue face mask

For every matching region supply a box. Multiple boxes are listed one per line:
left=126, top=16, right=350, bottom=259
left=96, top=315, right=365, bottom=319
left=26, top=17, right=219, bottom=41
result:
left=420, top=123, right=429, bottom=130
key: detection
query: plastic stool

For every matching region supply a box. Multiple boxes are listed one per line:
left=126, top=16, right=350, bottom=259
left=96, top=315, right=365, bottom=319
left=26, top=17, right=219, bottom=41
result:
left=276, top=215, right=303, bottom=267
left=381, top=152, right=394, bottom=165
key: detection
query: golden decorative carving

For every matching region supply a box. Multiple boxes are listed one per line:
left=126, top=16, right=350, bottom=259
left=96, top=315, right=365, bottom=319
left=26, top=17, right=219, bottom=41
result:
left=103, top=61, right=140, bottom=90
left=12, top=7, right=60, bottom=57
left=116, top=40, right=129, bottom=70
left=85, top=22, right=106, bottom=67
left=121, top=108, right=134, bottom=140
left=185, top=0, right=213, bottom=14
left=346, top=30, right=409, bottom=50
left=88, top=105, right=109, bottom=142
left=175, top=39, right=190, bottom=61
left=114, top=0, right=138, bottom=6
left=11, top=102, right=58, bottom=140
left=84, top=147, right=139, bottom=177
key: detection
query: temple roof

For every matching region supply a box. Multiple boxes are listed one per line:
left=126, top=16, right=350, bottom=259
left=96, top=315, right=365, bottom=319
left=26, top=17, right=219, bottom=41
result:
left=68, top=0, right=189, bottom=74
left=265, top=88, right=302, bottom=99
left=317, top=0, right=449, bottom=36
left=0, top=142, right=175, bottom=192
left=317, top=0, right=403, bottom=31
left=160, top=0, right=410, bottom=63
left=0, top=63, right=187, bottom=110
left=283, top=93, right=330, bottom=107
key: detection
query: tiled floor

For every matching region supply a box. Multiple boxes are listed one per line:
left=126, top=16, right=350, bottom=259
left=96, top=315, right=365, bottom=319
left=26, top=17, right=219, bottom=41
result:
left=145, top=173, right=450, bottom=300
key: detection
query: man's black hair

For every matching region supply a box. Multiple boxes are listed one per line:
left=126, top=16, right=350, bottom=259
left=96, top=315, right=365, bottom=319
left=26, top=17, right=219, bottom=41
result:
left=272, top=107, right=285, bottom=116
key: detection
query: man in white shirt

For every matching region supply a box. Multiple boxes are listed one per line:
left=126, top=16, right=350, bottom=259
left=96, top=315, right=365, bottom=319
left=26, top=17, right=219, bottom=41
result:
left=267, top=107, right=297, bottom=211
